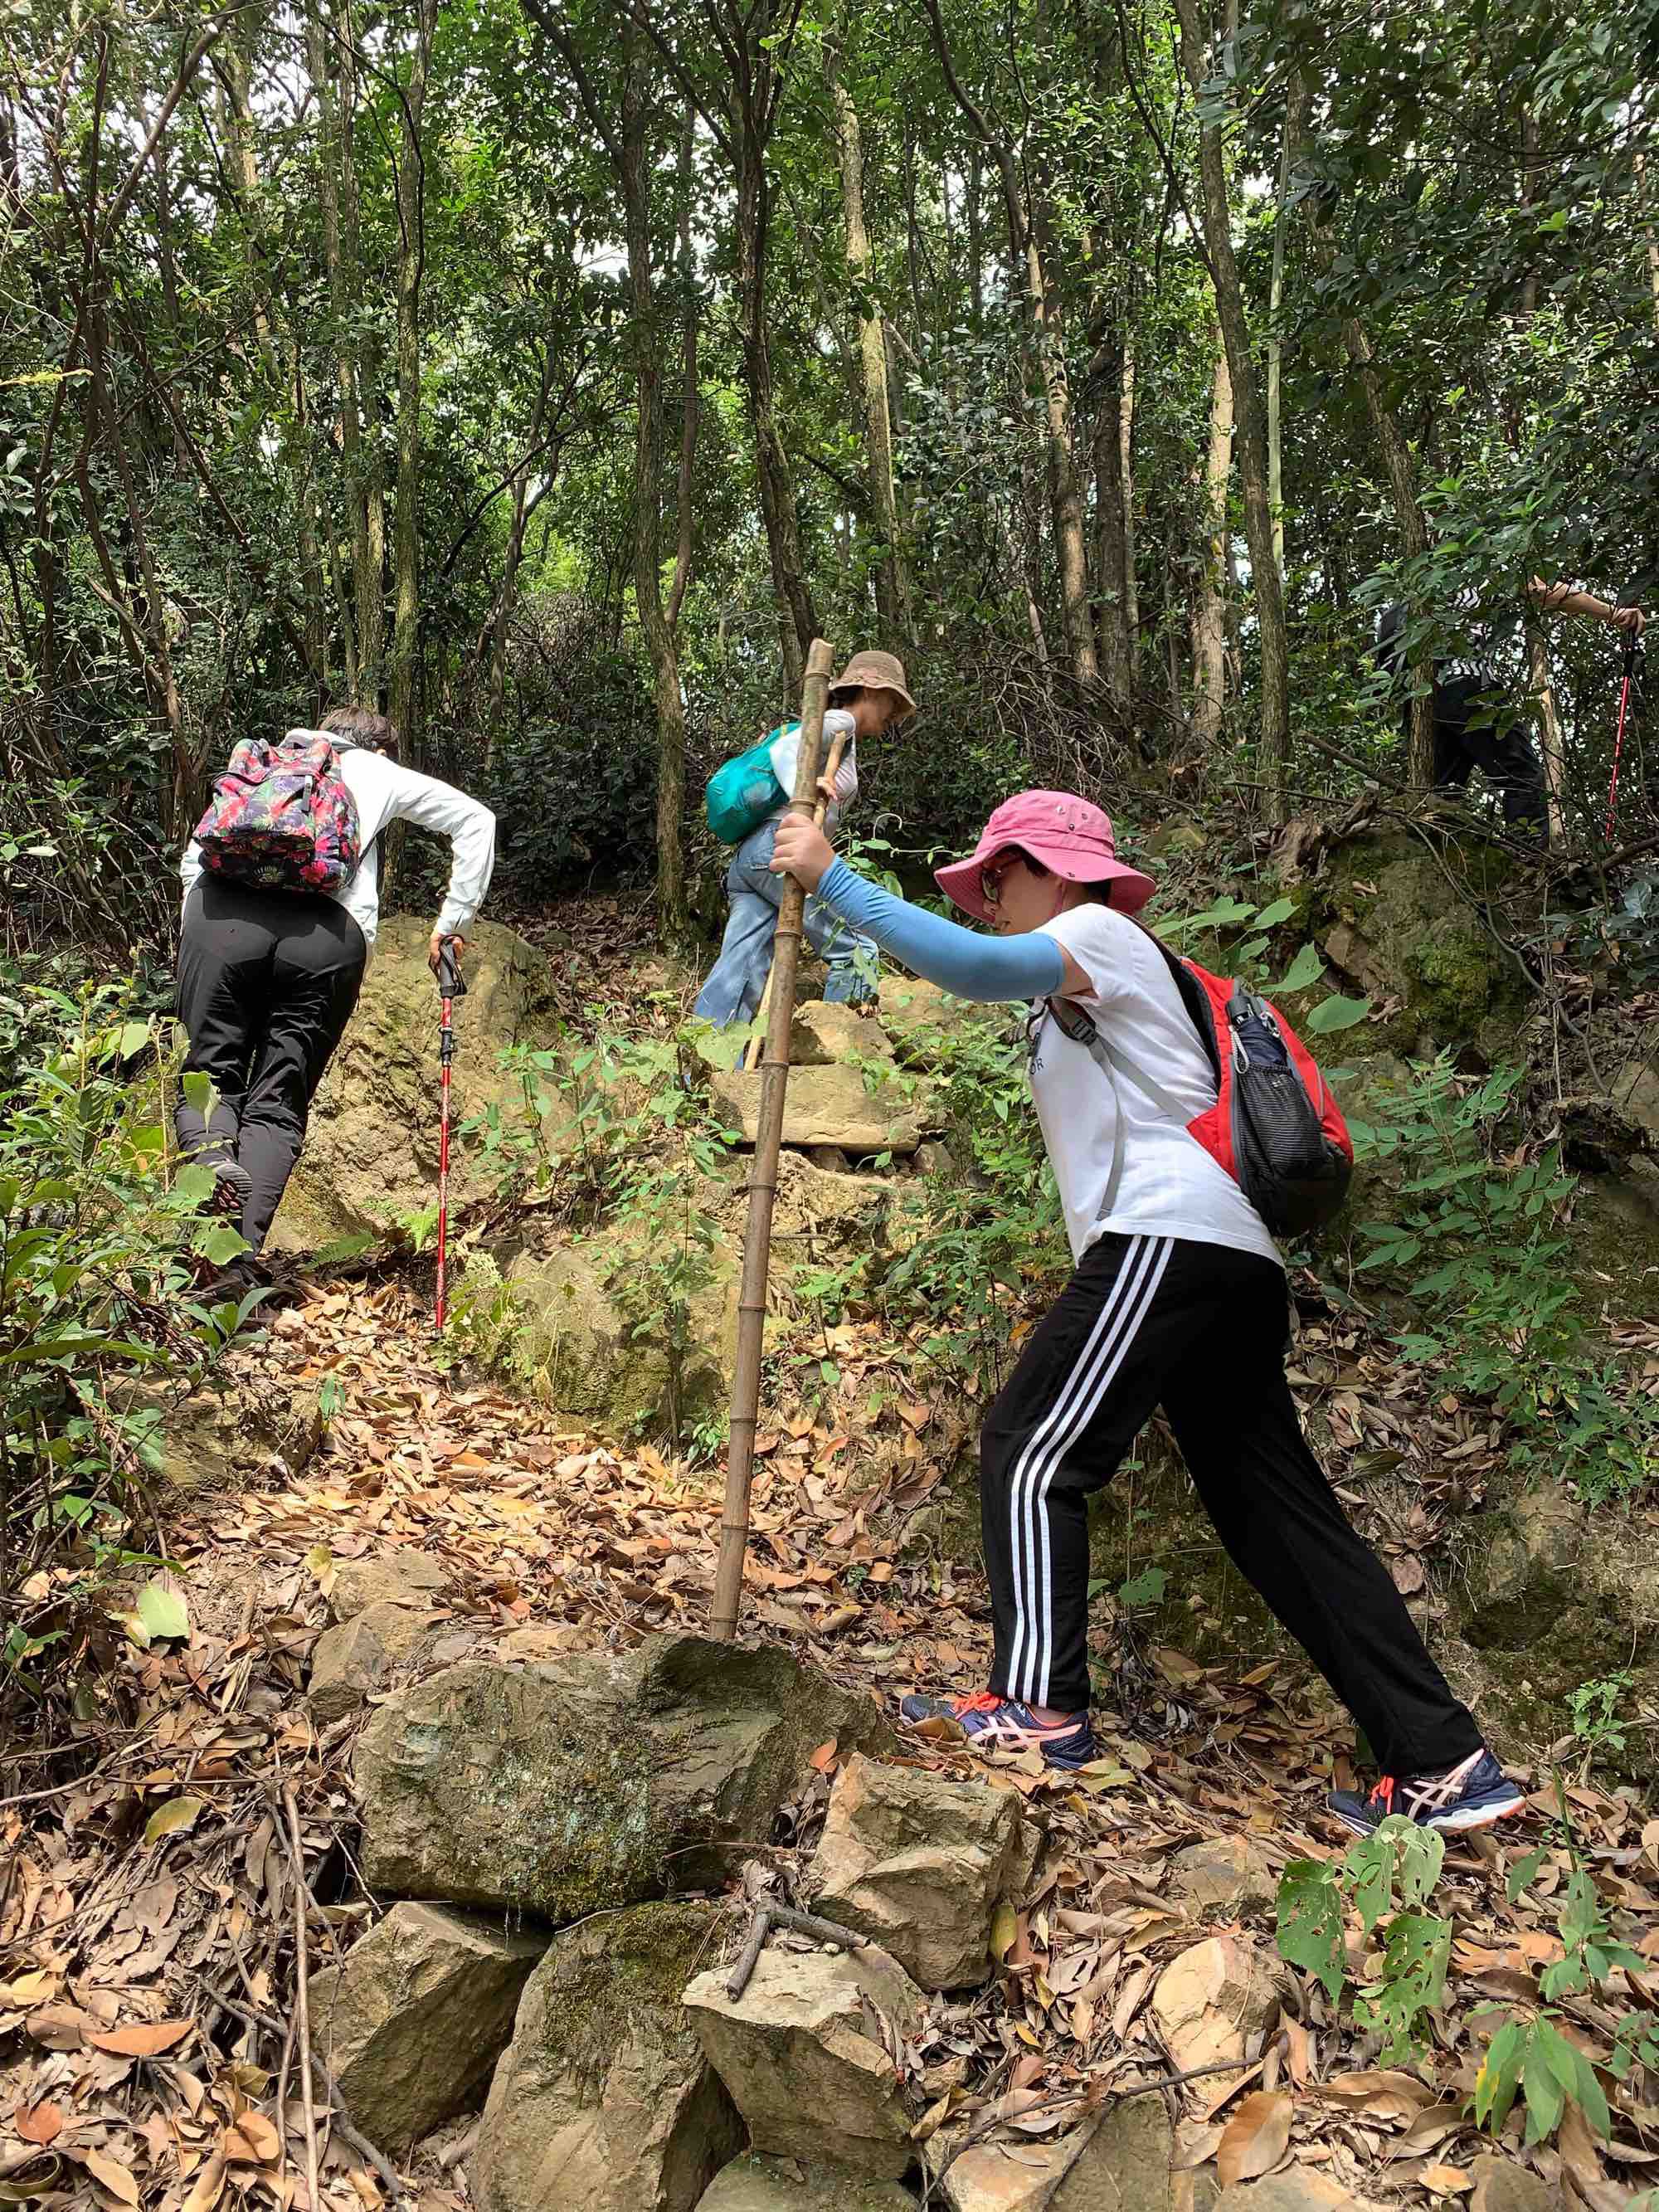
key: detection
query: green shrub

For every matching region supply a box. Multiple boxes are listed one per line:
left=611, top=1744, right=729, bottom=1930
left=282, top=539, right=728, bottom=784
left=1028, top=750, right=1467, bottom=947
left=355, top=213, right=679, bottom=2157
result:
left=0, top=986, right=251, bottom=1705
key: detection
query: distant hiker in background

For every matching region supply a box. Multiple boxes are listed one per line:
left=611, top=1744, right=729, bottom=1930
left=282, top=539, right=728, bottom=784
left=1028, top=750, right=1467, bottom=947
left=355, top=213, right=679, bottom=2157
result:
left=1379, top=578, right=1647, bottom=841
left=694, top=650, right=917, bottom=1027
left=176, top=707, right=496, bottom=1287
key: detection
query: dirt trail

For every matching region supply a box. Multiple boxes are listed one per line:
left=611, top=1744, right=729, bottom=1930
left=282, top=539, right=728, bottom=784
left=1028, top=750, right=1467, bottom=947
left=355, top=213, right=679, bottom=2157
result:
left=2, top=1276, right=1656, bottom=2210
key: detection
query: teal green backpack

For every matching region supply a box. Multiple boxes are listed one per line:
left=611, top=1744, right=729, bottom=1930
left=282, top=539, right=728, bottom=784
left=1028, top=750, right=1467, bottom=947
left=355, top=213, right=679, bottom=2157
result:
left=705, top=726, right=791, bottom=845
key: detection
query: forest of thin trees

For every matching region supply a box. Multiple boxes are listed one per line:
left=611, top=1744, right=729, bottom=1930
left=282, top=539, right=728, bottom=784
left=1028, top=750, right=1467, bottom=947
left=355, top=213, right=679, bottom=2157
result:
left=3, top=0, right=1657, bottom=952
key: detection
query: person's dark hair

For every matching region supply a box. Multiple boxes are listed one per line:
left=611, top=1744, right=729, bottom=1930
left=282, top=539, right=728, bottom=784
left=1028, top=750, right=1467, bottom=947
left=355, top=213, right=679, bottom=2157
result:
left=1011, top=850, right=1114, bottom=904
left=321, top=704, right=400, bottom=758
left=828, top=685, right=864, bottom=709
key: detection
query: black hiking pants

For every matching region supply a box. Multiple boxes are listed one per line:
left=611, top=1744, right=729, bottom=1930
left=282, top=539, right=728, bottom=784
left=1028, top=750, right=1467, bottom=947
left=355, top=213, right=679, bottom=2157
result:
left=1422, top=674, right=1549, bottom=838
left=176, top=880, right=367, bottom=1253
left=980, top=1233, right=1482, bottom=1778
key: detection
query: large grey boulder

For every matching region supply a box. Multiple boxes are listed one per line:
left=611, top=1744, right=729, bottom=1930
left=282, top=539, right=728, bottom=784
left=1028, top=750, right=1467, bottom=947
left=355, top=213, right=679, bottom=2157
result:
left=810, top=1753, right=1024, bottom=1990
left=473, top=1902, right=741, bottom=2212
left=698, top=2155, right=919, bottom=2210
left=684, top=1944, right=925, bottom=2180
left=306, top=1903, right=544, bottom=2154
left=356, top=1634, right=898, bottom=1922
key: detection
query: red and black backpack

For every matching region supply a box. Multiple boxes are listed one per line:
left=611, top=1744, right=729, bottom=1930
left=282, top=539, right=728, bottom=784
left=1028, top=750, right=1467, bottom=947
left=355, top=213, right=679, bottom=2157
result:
left=1046, top=931, right=1354, bottom=1239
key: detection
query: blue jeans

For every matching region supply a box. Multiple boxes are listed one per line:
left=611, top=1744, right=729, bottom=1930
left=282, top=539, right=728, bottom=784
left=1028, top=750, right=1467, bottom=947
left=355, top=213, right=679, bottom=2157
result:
left=694, top=819, right=878, bottom=1026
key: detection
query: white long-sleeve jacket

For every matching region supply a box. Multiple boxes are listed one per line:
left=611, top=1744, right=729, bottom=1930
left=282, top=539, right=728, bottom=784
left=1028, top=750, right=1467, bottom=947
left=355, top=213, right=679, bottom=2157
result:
left=181, top=734, right=496, bottom=961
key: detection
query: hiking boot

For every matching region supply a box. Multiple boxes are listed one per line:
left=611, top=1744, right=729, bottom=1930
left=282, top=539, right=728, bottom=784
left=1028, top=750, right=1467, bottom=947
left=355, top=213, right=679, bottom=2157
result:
left=899, top=1689, right=1099, bottom=1771
left=207, top=1160, right=253, bottom=1218
left=195, top=1255, right=270, bottom=1309
left=1326, top=1747, right=1525, bottom=1836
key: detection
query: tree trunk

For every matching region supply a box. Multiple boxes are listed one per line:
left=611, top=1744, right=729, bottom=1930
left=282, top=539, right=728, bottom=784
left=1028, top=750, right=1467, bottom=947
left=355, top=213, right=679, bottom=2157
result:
left=1120, top=343, right=1139, bottom=686
left=1191, top=321, right=1233, bottom=748
left=916, top=0, right=1097, bottom=688
left=309, top=0, right=376, bottom=707
left=735, top=144, right=815, bottom=694
left=1171, top=0, right=1289, bottom=817
left=1266, top=70, right=1307, bottom=579
left=1637, top=149, right=1659, bottom=335
left=1527, top=629, right=1569, bottom=844
left=619, top=34, right=694, bottom=948
left=1307, top=191, right=1436, bottom=789
left=1024, top=182, right=1097, bottom=687
left=1088, top=320, right=1132, bottom=714
left=829, top=47, right=907, bottom=637
left=388, top=0, right=438, bottom=754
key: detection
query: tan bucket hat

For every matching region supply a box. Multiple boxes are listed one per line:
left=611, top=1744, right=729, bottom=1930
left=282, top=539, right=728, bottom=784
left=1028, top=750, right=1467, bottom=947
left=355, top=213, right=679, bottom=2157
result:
left=830, top=648, right=917, bottom=721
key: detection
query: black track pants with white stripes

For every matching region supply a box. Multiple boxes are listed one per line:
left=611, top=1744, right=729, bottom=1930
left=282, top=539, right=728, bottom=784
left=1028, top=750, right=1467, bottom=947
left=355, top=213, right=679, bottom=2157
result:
left=980, top=1232, right=1483, bottom=1777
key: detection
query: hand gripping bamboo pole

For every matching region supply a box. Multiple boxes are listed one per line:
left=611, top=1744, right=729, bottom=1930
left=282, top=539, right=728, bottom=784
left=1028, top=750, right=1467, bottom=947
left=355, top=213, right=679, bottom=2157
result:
left=711, top=636, right=837, bottom=1641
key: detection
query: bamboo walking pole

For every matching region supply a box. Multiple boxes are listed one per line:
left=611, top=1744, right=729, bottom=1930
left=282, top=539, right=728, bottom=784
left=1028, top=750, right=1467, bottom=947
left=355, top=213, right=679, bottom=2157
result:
left=711, top=636, right=837, bottom=1640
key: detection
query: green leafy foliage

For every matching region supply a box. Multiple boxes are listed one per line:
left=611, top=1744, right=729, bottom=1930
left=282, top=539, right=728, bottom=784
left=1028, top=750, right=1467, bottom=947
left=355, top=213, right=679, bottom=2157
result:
left=1352, top=1059, right=1652, bottom=1503
left=0, top=986, right=252, bottom=1711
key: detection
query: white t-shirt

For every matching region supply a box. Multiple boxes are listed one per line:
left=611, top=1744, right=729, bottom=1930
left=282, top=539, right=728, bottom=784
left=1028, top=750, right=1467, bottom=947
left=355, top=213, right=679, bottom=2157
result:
left=180, top=736, right=496, bottom=961
left=1029, top=904, right=1281, bottom=1269
left=768, top=709, right=859, bottom=830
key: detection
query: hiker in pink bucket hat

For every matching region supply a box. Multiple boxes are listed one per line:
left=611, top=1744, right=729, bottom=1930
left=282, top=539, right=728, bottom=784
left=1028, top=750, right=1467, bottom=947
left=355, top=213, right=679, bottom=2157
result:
left=933, top=788, right=1155, bottom=925
left=767, top=788, right=1521, bottom=1839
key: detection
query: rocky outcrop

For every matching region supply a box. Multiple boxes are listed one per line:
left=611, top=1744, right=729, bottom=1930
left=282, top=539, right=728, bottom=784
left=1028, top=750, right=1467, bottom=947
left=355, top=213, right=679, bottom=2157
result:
left=504, top=1237, right=739, bottom=1437
left=698, top=2156, right=919, bottom=2210
left=355, top=1635, right=898, bottom=1922
left=306, top=1903, right=544, bottom=2153
left=810, top=1754, right=1025, bottom=1989
left=709, top=1063, right=937, bottom=1154
left=114, top=1376, right=324, bottom=1498
left=877, top=975, right=994, bottom=1069
left=927, top=2098, right=1174, bottom=2212
left=492, top=1150, right=921, bottom=1437
left=473, top=1902, right=742, bottom=2212
left=684, top=1943, right=925, bottom=2180
left=270, top=916, right=557, bottom=1254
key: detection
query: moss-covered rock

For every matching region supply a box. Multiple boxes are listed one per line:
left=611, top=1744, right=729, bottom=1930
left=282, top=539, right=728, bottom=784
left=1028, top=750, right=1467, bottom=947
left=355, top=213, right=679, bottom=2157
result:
left=354, top=1634, right=900, bottom=1922
left=473, top=1900, right=742, bottom=2212
left=271, top=915, right=557, bottom=1255
left=1301, top=839, right=1530, bottom=1062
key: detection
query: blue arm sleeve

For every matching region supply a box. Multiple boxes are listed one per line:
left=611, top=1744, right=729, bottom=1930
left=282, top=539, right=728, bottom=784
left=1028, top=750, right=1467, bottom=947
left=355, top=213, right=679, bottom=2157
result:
left=813, top=857, right=1065, bottom=1003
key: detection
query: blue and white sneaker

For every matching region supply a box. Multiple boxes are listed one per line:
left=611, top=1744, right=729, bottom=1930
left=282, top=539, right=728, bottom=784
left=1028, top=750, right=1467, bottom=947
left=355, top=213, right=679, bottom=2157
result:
left=899, top=1689, right=1099, bottom=1771
left=1327, top=1747, right=1525, bottom=1835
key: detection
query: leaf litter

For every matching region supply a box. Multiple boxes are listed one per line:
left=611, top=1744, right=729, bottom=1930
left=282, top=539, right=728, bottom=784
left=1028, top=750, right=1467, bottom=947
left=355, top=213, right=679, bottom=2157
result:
left=0, top=1272, right=1654, bottom=2210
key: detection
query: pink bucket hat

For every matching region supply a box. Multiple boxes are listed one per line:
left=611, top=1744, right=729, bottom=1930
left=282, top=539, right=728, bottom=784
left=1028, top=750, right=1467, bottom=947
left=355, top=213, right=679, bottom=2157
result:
left=935, top=789, right=1157, bottom=923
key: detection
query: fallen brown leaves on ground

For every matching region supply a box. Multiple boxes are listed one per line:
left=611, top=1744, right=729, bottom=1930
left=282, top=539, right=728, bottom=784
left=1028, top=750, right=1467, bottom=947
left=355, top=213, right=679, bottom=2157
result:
left=2, top=1274, right=1655, bottom=2210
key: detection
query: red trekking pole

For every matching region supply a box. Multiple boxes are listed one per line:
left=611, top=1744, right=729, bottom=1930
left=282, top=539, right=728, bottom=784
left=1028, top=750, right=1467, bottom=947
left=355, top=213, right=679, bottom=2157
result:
left=1605, top=632, right=1640, bottom=841
left=434, top=940, right=466, bottom=1329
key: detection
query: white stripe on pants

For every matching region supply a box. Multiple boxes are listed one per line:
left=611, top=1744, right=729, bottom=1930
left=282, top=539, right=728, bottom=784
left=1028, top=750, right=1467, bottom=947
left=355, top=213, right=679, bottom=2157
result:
left=1005, top=1235, right=1172, bottom=1704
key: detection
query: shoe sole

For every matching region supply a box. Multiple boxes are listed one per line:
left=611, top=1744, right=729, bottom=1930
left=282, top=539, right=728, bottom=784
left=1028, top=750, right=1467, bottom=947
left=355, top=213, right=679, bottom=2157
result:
left=1330, top=1794, right=1527, bottom=1837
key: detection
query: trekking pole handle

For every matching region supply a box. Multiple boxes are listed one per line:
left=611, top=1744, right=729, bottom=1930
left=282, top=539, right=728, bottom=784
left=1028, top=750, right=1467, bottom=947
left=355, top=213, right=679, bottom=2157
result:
left=435, top=940, right=467, bottom=1000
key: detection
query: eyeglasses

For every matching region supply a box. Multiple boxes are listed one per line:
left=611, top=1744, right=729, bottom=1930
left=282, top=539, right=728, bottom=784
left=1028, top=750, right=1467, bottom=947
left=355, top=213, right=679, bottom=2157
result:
left=980, top=852, right=1021, bottom=907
